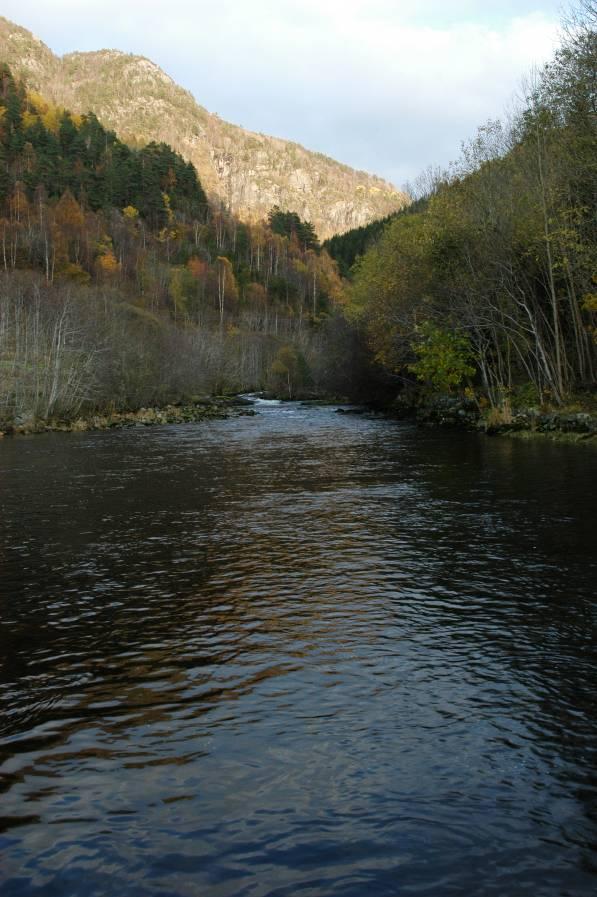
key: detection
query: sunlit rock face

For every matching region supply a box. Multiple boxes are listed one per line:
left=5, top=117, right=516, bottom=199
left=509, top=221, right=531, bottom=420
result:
left=0, top=16, right=409, bottom=239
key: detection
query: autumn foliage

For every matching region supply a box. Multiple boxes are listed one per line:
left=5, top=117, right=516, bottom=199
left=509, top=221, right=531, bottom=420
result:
left=0, top=65, right=350, bottom=424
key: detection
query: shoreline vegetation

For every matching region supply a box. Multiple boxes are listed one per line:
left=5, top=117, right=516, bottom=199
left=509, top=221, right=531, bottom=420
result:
left=0, top=70, right=353, bottom=434
left=0, top=3, right=595, bottom=443
left=0, top=395, right=256, bottom=436
left=325, top=3, right=596, bottom=422
left=3, top=389, right=595, bottom=444
left=385, top=395, right=597, bottom=443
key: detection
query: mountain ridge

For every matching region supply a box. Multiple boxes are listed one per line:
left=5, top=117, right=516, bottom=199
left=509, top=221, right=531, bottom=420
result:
left=0, top=16, right=408, bottom=238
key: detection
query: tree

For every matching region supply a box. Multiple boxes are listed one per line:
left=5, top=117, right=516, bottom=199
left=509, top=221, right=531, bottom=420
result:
left=409, top=323, right=475, bottom=392
left=216, top=256, right=238, bottom=327
left=270, top=345, right=309, bottom=398
left=268, top=206, right=320, bottom=251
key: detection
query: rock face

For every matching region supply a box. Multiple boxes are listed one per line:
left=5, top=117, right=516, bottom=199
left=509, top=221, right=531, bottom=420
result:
left=0, top=16, right=408, bottom=239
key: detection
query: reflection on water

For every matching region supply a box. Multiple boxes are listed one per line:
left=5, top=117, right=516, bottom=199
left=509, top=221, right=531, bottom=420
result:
left=0, top=405, right=596, bottom=896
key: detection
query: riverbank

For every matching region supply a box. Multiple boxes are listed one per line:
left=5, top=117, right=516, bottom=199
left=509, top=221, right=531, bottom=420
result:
left=4, top=391, right=596, bottom=444
left=388, top=394, right=597, bottom=443
left=0, top=396, right=256, bottom=436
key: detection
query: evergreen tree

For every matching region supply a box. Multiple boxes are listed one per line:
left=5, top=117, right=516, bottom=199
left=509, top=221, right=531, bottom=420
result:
left=268, top=207, right=320, bottom=250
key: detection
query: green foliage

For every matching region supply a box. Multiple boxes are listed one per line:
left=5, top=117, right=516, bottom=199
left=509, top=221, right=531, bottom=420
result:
left=323, top=198, right=428, bottom=277
left=348, top=5, right=597, bottom=405
left=511, top=382, right=542, bottom=409
left=324, top=216, right=394, bottom=277
left=135, top=143, right=207, bottom=228
left=270, top=345, right=310, bottom=398
left=348, top=210, right=432, bottom=371
left=0, top=64, right=352, bottom=423
left=268, top=207, right=320, bottom=251
left=169, top=265, right=198, bottom=316
left=0, top=67, right=207, bottom=223
left=409, top=323, right=475, bottom=392
left=0, top=142, right=9, bottom=203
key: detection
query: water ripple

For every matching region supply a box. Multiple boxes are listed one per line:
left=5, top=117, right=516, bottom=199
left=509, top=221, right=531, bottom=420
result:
left=0, top=405, right=596, bottom=896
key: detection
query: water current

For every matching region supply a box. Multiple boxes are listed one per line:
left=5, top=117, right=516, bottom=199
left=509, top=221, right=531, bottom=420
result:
left=1, top=401, right=596, bottom=896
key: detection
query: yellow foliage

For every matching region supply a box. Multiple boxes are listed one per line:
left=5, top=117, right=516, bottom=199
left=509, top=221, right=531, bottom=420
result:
left=95, top=234, right=113, bottom=255
left=162, top=192, right=174, bottom=224
left=22, top=111, right=40, bottom=130
left=26, top=91, right=49, bottom=115
left=41, top=107, right=63, bottom=134
left=97, top=251, right=120, bottom=276
left=157, top=226, right=179, bottom=243
left=123, top=205, right=139, bottom=220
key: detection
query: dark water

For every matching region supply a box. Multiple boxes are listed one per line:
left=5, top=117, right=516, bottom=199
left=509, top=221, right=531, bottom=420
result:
left=1, top=402, right=596, bottom=897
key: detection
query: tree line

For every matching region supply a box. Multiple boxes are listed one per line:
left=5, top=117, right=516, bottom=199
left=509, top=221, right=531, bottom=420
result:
left=3, top=0, right=594, bottom=430
left=330, top=1, right=596, bottom=411
left=0, top=65, right=353, bottom=426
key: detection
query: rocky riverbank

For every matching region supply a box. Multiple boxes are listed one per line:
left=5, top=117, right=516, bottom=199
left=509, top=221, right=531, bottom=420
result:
left=0, top=397, right=256, bottom=436
left=388, top=395, right=597, bottom=443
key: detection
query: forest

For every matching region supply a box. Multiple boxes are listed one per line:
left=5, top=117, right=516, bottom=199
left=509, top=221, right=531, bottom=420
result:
left=0, top=65, right=354, bottom=428
left=329, top=2, right=596, bottom=415
left=0, top=0, right=595, bottom=432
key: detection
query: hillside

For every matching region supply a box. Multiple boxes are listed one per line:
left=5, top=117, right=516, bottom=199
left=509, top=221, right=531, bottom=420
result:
left=0, top=16, right=408, bottom=239
left=0, top=63, right=361, bottom=429
left=323, top=197, right=429, bottom=276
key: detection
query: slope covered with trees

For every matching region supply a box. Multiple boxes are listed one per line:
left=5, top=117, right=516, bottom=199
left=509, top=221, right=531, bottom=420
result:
left=2, top=1, right=595, bottom=434
left=0, top=16, right=408, bottom=240
left=0, top=65, right=354, bottom=429
left=347, top=3, right=596, bottom=411
left=323, top=199, right=428, bottom=277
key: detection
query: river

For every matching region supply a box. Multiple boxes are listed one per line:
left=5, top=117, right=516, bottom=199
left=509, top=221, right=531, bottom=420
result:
left=1, top=401, right=596, bottom=896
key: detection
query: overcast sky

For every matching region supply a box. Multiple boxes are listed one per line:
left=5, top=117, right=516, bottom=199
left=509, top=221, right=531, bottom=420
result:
left=2, top=0, right=566, bottom=187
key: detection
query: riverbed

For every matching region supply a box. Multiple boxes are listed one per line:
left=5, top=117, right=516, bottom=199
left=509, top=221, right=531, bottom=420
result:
left=1, top=401, right=596, bottom=896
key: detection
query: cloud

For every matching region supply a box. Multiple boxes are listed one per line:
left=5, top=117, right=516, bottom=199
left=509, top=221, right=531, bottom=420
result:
left=1, top=0, right=561, bottom=185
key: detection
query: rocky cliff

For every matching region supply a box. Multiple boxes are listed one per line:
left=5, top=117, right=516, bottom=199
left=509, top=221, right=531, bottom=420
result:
left=0, top=16, right=408, bottom=239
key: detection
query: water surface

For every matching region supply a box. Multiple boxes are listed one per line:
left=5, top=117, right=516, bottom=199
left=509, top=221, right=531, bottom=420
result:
left=1, top=403, right=596, bottom=896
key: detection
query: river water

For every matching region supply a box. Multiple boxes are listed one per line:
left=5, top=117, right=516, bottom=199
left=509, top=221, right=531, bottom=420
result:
left=1, top=402, right=596, bottom=896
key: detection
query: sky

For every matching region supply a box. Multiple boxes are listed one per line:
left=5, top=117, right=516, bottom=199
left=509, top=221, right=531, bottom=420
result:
left=1, top=0, right=566, bottom=188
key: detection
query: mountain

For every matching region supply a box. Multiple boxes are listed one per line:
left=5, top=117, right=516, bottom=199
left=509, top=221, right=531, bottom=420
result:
left=0, top=16, right=408, bottom=239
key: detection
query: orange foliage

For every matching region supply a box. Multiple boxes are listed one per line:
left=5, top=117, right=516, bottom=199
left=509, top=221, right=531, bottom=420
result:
left=187, top=257, right=207, bottom=279
left=55, top=191, right=85, bottom=232
left=245, top=282, right=267, bottom=304
left=97, top=250, right=120, bottom=277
